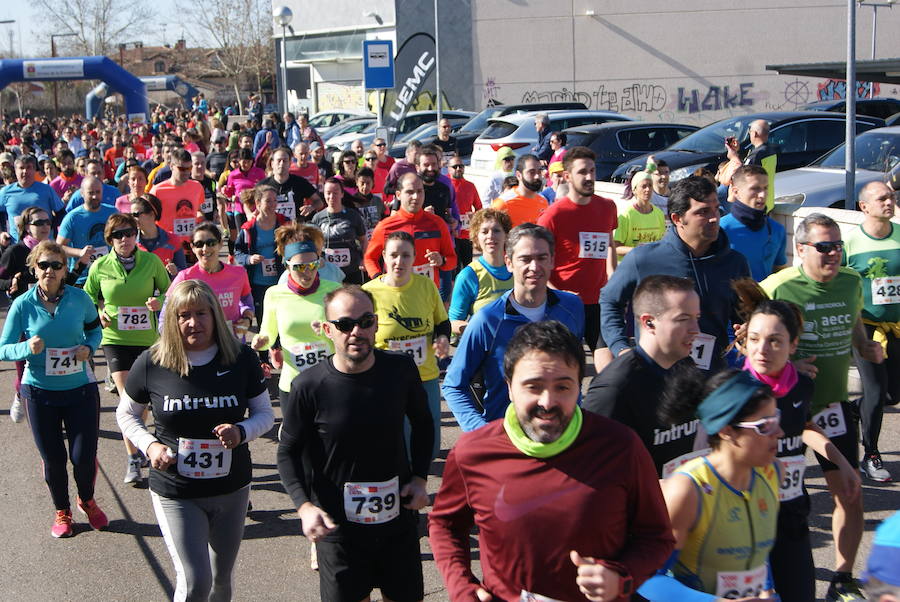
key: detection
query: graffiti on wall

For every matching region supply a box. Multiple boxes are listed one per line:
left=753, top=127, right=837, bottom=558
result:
left=483, top=77, right=501, bottom=105
left=676, top=83, right=754, bottom=114
left=518, top=83, right=667, bottom=113
left=816, top=79, right=881, bottom=101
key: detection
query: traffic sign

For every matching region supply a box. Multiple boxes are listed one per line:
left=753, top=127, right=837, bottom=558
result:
left=363, top=40, right=394, bottom=90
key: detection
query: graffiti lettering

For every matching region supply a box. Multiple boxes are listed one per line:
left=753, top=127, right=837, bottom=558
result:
left=620, top=84, right=667, bottom=112
left=816, top=79, right=881, bottom=101
left=483, top=77, right=501, bottom=104
left=520, top=83, right=665, bottom=113
left=677, top=83, right=754, bottom=114
left=520, top=87, right=593, bottom=108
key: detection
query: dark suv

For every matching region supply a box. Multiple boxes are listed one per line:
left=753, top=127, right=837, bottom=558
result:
left=563, top=122, right=698, bottom=181
left=610, top=111, right=885, bottom=183
left=803, top=97, right=900, bottom=120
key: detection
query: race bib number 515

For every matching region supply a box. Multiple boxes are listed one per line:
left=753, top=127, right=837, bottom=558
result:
left=578, top=232, right=609, bottom=259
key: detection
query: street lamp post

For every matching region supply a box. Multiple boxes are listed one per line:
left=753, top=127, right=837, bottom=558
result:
left=0, top=20, right=14, bottom=118
left=51, top=32, right=77, bottom=118
left=273, top=6, right=293, bottom=114
left=858, top=0, right=894, bottom=97
left=846, top=0, right=857, bottom=210
left=434, top=0, right=442, bottom=121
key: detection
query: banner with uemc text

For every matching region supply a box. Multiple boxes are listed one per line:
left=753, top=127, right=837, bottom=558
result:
left=380, top=32, right=436, bottom=136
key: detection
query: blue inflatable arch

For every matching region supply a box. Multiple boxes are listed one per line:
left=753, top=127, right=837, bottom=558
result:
left=0, top=56, right=148, bottom=122
left=86, top=75, right=199, bottom=120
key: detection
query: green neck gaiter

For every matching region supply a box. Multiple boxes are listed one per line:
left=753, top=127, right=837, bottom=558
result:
left=503, top=403, right=583, bottom=459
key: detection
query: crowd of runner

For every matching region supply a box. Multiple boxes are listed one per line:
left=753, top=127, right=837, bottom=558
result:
left=0, top=104, right=899, bottom=602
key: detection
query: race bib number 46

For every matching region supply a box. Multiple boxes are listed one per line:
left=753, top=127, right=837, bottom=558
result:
left=45, top=347, right=82, bottom=376
left=578, top=232, right=609, bottom=259
left=813, top=403, right=847, bottom=438
left=343, top=476, right=399, bottom=524
left=872, top=277, right=900, bottom=305
left=177, top=438, right=231, bottom=479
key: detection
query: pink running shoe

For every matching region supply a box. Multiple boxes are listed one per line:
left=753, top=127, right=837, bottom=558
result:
left=77, top=498, right=109, bottom=530
left=51, top=510, right=74, bottom=538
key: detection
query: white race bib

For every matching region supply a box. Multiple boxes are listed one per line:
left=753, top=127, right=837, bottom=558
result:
left=779, top=454, right=806, bottom=501
left=343, top=476, right=400, bottom=524
left=276, top=200, right=296, bottom=221
left=45, top=347, right=82, bottom=376
left=520, top=591, right=564, bottom=602
left=117, top=306, right=152, bottom=331
left=388, top=336, right=427, bottom=366
left=871, top=277, right=900, bottom=305
left=88, top=245, right=109, bottom=265
left=715, top=565, right=767, bottom=599
left=813, top=403, right=847, bottom=438
left=578, top=232, right=609, bottom=259
left=287, top=341, right=328, bottom=373
left=173, top=218, right=196, bottom=237
left=261, top=257, right=278, bottom=277
left=177, top=438, right=232, bottom=479
left=460, top=213, right=471, bottom=231
left=412, top=264, right=434, bottom=280
left=690, top=333, right=716, bottom=370
left=661, top=447, right=712, bottom=479
left=201, top=195, right=214, bottom=214
left=324, top=247, right=351, bottom=267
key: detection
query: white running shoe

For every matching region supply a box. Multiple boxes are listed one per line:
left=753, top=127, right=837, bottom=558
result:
left=10, top=393, right=24, bottom=423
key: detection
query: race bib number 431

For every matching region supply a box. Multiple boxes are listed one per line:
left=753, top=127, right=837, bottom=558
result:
left=177, top=438, right=231, bottom=479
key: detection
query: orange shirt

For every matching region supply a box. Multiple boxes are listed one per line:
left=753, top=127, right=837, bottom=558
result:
left=364, top=208, right=457, bottom=287
left=149, top=179, right=204, bottom=238
left=491, top=194, right=549, bottom=227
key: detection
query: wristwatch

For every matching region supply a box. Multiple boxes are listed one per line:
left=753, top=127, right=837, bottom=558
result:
left=597, top=560, right=633, bottom=598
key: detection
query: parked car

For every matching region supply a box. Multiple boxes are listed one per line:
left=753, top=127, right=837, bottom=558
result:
left=449, top=102, right=589, bottom=159
left=308, top=110, right=374, bottom=136
left=774, top=126, right=900, bottom=209
left=802, top=97, right=900, bottom=120
left=562, top=122, right=699, bottom=181
left=387, top=119, right=470, bottom=159
left=467, top=110, right=634, bottom=180
left=320, top=117, right=376, bottom=145
left=609, top=111, right=885, bottom=183
left=328, top=110, right=476, bottom=152
left=887, top=112, right=900, bottom=127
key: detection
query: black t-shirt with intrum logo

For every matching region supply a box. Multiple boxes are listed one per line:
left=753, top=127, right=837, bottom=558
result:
left=125, top=345, right=268, bottom=499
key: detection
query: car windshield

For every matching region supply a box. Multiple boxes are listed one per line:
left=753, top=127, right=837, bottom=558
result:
left=565, top=132, right=594, bottom=147
left=309, top=114, right=330, bottom=128
left=815, top=131, right=900, bottom=171
left=400, top=124, right=436, bottom=143
left=459, top=108, right=506, bottom=133
left=668, top=116, right=755, bottom=153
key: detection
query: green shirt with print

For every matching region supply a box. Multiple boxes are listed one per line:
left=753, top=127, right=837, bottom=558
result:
left=761, top=265, right=863, bottom=413
left=842, top=223, right=900, bottom=322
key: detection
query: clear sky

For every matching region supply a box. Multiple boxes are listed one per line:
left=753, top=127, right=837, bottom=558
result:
left=0, top=2, right=211, bottom=58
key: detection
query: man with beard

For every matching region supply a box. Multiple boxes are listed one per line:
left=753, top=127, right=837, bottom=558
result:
left=150, top=149, right=204, bottom=240
left=492, top=154, right=549, bottom=227
left=49, top=149, right=82, bottom=204
left=259, top=147, right=322, bottom=223
left=538, top=146, right=617, bottom=359
left=431, top=320, right=673, bottom=601
left=277, top=285, right=432, bottom=602
left=442, top=224, right=583, bottom=431
left=416, top=145, right=459, bottom=301
left=56, top=176, right=118, bottom=285
left=65, top=159, right=122, bottom=211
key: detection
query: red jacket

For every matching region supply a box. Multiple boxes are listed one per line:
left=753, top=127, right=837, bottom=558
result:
left=450, top=177, right=482, bottom=239
left=428, top=412, right=674, bottom=601
left=364, top=208, right=457, bottom=287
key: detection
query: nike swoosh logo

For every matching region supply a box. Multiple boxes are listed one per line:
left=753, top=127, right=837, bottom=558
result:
left=260, top=376, right=267, bottom=383
left=793, top=400, right=803, bottom=408
left=493, top=483, right=582, bottom=522
left=217, top=370, right=230, bottom=376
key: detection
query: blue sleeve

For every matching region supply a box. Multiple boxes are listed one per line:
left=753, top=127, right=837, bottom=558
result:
left=441, top=317, right=490, bottom=431
left=599, top=252, right=640, bottom=355
left=448, top=266, right=478, bottom=321
left=49, top=187, right=64, bottom=213
left=233, top=228, right=250, bottom=266
left=773, top=223, right=787, bottom=268
left=637, top=551, right=716, bottom=601
left=172, top=248, right=187, bottom=271
left=65, top=191, right=83, bottom=213
left=114, top=161, right=127, bottom=183
left=0, top=299, right=32, bottom=361
left=58, top=213, right=75, bottom=243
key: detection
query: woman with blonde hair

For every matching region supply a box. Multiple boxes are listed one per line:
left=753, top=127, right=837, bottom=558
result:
left=117, top=279, right=273, bottom=600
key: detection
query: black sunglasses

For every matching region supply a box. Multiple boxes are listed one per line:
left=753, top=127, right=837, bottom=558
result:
left=449, top=164, right=464, bottom=169
left=801, top=241, right=843, bottom=254
left=110, top=228, right=137, bottom=240
left=37, top=260, right=64, bottom=270
left=328, top=312, right=376, bottom=333
left=192, top=238, right=219, bottom=249
left=374, top=142, right=386, bottom=147
left=364, top=156, right=377, bottom=161
left=30, top=218, right=52, bottom=226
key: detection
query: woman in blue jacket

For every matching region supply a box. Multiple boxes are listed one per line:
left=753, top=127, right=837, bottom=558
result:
left=0, top=240, right=106, bottom=538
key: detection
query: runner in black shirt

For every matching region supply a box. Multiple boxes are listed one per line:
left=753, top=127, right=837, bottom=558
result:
left=205, top=136, right=229, bottom=180
left=117, top=279, right=274, bottom=601
left=191, top=151, right=218, bottom=222
left=258, top=147, right=322, bottom=223
left=277, top=285, right=432, bottom=602
left=584, top=275, right=705, bottom=477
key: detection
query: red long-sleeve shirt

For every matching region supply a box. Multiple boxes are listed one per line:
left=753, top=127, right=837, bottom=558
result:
left=428, top=412, right=674, bottom=601
left=364, top=208, right=457, bottom=288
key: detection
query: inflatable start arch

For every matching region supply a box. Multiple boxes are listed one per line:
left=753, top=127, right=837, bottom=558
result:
left=0, top=56, right=148, bottom=122
left=86, top=75, right=199, bottom=120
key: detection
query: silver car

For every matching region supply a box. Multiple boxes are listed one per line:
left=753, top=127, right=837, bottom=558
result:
left=774, top=126, right=900, bottom=209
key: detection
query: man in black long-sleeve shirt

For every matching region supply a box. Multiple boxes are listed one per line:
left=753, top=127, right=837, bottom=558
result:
left=584, top=274, right=706, bottom=477
left=277, top=284, right=433, bottom=602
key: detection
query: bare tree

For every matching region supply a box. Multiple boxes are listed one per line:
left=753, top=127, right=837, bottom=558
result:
left=186, top=0, right=271, bottom=113
left=32, top=0, right=152, bottom=56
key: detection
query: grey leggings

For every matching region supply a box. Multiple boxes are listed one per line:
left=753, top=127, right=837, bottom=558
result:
left=151, top=485, right=250, bottom=602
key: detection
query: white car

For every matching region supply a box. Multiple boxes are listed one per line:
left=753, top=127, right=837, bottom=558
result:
left=308, top=110, right=374, bottom=137
left=774, top=126, right=900, bottom=210
left=467, top=110, right=633, bottom=182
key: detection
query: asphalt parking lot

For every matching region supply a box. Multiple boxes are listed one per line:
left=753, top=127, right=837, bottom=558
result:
left=0, top=301, right=897, bottom=601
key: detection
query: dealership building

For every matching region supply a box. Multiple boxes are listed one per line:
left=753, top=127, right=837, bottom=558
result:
left=274, top=0, right=900, bottom=124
